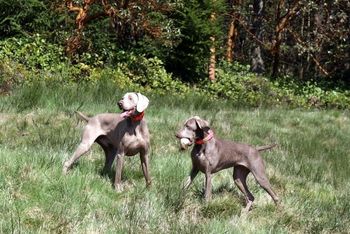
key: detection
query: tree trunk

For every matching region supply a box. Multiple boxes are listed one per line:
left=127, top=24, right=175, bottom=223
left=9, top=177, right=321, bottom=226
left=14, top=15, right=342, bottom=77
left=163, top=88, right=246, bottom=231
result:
left=209, top=12, right=216, bottom=81
left=226, top=21, right=235, bottom=63
left=271, top=0, right=284, bottom=78
left=299, top=9, right=305, bottom=80
left=271, top=37, right=281, bottom=78
left=271, top=0, right=301, bottom=78
left=226, top=0, right=240, bottom=63
left=209, top=36, right=216, bottom=81
left=251, top=0, right=265, bottom=74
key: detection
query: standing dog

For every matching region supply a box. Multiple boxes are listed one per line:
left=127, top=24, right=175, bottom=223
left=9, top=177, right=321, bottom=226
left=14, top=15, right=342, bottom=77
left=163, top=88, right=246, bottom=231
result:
left=63, top=92, right=151, bottom=191
left=176, top=116, right=279, bottom=212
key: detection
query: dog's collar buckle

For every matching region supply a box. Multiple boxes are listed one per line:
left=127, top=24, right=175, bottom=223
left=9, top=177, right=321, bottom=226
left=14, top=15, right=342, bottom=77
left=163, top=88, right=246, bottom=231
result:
left=195, top=130, right=214, bottom=145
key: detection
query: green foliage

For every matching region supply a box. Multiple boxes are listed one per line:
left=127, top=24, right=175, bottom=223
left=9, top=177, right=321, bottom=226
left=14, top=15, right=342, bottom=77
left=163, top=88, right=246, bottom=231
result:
left=272, top=77, right=350, bottom=109
left=73, top=53, right=191, bottom=95
left=0, top=0, right=60, bottom=37
left=204, top=62, right=257, bottom=102
left=0, top=35, right=68, bottom=72
left=0, top=58, right=30, bottom=94
left=0, top=35, right=349, bottom=109
left=1, top=0, right=349, bottom=83
left=0, top=35, right=191, bottom=95
left=200, top=62, right=350, bottom=109
left=166, top=0, right=227, bottom=81
left=115, top=53, right=190, bottom=94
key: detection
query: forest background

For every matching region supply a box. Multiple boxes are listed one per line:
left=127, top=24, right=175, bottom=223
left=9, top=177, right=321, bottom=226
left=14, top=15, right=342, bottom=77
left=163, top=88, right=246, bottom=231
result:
left=0, top=0, right=349, bottom=108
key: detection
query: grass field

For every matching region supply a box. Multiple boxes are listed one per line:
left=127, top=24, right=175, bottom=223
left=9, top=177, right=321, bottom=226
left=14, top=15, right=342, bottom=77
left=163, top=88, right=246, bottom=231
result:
left=0, top=82, right=349, bottom=233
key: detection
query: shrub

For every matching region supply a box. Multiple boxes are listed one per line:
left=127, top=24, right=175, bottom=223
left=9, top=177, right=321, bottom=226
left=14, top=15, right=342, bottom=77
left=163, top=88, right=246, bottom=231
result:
left=112, top=52, right=190, bottom=94
left=0, top=37, right=349, bottom=109
left=0, top=0, right=56, bottom=37
left=0, top=58, right=29, bottom=94
left=202, top=62, right=279, bottom=106
left=0, top=34, right=68, bottom=72
left=201, top=62, right=350, bottom=109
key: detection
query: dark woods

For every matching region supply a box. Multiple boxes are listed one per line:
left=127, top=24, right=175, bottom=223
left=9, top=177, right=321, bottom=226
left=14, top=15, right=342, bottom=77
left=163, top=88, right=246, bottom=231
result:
left=0, top=0, right=349, bottom=83
left=224, top=0, right=349, bottom=82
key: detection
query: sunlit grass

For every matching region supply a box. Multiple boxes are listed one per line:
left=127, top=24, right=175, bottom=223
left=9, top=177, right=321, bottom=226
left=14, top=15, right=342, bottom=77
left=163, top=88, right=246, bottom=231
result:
left=0, top=82, right=349, bottom=233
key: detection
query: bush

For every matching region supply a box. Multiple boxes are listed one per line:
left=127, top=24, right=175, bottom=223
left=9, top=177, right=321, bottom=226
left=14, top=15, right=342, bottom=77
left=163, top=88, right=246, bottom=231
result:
left=0, top=58, right=29, bottom=94
left=200, top=62, right=350, bottom=109
left=0, top=35, right=68, bottom=72
left=202, top=62, right=284, bottom=107
left=116, top=53, right=190, bottom=94
left=0, top=37, right=349, bottom=109
left=203, top=62, right=269, bottom=105
left=0, top=0, right=56, bottom=37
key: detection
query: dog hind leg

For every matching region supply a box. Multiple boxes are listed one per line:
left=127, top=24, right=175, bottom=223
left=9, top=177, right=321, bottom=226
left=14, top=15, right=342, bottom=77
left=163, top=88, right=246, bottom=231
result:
left=249, top=160, right=279, bottom=205
left=63, top=126, right=101, bottom=174
left=233, top=165, right=255, bottom=212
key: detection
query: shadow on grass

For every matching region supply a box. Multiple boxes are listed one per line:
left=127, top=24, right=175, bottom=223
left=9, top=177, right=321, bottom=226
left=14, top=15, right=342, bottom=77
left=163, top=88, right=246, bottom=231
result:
left=98, top=161, right=145, bottom=189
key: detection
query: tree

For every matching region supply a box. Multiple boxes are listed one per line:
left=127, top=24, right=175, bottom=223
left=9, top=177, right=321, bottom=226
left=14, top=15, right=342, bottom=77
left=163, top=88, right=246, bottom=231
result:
left=271, top=0, right=302, bottom=78
left=165, top=0, right=226, bottom=82
left=61, top=0, right=349, bottom=83
left=0, top=0, right=61, bottom=38
left=225, top=0, right=241, bottom=63
left=287, top=0, right=349, bottom=80
left=64, top=0, right=174, bottom=56
left=251, top=0, right=265, bottom=74
left=208, top=9, right=216, bottom=81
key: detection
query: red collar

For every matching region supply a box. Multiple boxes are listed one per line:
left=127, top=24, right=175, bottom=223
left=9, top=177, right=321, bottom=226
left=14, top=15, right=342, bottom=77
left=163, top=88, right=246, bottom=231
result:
left=195, top=130, right=214, bottom=145
left=131, top=111, right=144, bottom=122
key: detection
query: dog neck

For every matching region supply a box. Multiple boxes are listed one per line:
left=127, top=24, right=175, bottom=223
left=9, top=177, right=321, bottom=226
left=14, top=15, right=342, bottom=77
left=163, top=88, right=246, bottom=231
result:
left=131, top=111, right=144, bottom=122
left=195, top=130, right=214, bottom=145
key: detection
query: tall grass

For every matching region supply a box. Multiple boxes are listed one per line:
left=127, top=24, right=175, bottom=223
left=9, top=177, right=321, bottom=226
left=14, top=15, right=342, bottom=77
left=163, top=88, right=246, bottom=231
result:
left=0, top=81, right=349, bottom=233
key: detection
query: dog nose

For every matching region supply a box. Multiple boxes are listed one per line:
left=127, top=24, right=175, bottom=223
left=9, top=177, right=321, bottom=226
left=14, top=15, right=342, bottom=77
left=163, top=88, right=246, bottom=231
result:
left=175, top=132, right=181, bottom=139
left=117, top=101, right=123, bottom=108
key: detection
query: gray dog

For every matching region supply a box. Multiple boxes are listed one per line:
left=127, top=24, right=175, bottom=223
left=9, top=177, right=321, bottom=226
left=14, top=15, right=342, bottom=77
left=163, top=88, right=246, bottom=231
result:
left=63, top=92, right=151, bottom=191
left=176, top=116, right=279, bottom=212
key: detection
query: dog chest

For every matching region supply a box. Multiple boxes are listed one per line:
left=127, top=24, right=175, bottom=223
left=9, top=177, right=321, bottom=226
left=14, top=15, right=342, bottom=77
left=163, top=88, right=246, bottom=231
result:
left=191, top=152, right=213, bottom=172
left=122, top=129, right=148, bottom=155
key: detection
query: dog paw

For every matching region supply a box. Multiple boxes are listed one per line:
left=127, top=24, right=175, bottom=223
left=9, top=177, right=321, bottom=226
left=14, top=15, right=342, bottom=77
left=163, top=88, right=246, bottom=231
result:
left=240, top=207, right=250, bottom=216
left=62, top=166, right=69, bottom=175
left=115, top=184, right=124, bottom=193
left=146, top=180, right=152, bottom=188
left=62, top=161, right=71, bottom=175
left=240, top=201, right=253, bottom=215
left=204, top=195, right=212, bottom=202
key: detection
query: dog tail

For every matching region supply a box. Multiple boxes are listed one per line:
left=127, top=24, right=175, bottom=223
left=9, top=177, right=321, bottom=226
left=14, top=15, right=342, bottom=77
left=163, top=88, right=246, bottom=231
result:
left=75, top=111, right=90, bottom=122
left=256, top=143, right=277, bottom=152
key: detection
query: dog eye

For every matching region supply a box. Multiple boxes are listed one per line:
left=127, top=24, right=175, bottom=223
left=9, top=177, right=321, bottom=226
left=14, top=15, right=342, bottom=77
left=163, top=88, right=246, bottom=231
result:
left=185, top=124, right=192, bottom=130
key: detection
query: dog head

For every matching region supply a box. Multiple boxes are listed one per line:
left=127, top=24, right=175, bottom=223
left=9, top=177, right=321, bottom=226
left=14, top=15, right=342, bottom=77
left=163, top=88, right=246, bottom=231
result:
left=175, top=116, right=210, bottom=150
left=118, top=92, right=149, bottom=115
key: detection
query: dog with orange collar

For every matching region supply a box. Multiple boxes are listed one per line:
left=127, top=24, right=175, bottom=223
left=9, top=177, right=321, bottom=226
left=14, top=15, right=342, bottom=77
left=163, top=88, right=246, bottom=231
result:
left=63, top=92, right=151, bottom=191
left=176, top=116, right=279, bottom=212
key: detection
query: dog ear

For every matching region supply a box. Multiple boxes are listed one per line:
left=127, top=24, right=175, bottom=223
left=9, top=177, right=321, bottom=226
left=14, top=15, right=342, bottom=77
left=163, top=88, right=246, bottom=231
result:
left=136, top=93, right=149, bottom=112
left=194, top=117, right=210, bottom=130
left=202, top=126, right=211, bottom=133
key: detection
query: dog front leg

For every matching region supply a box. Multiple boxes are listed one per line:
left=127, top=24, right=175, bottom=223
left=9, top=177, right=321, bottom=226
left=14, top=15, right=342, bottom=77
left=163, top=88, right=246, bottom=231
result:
left=204, top=171, right=212, bottom=202
left=140, top=149, right=151, bottom=187
left=183, top=167, right=199, bottom=190
left=114, top=152, right=124, bottom=192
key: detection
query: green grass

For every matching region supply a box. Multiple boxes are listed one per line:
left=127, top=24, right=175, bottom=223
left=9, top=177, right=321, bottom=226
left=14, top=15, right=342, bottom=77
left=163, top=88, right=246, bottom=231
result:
left=0, top=82, right=349, bottom=233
